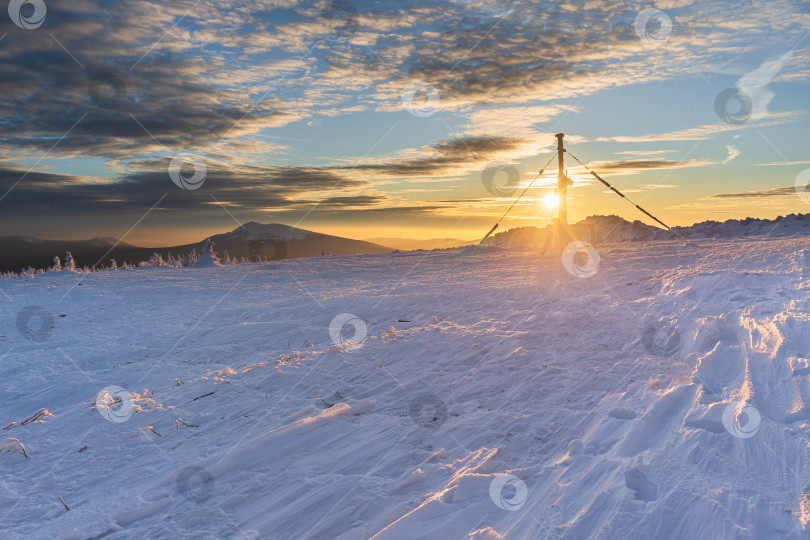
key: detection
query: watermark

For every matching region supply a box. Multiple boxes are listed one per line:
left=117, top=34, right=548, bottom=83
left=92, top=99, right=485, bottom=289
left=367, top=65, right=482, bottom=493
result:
left=329, top=313, right=367, bottom=350
left=722, top=401, right=761, bottom=438
left=95, top=386, right=135, bottom=423
left=481, top=161, right=520, bottom=197
left=319, top=0, right=358, bottom=35
left=169, top=154, right=207, bottom=190
left=16, top=306, right=54, bottom=342
left=794, top=168, right=810, bottom=203
left=401, top=81, right=440, bottom=118
left=641, top=320, right=680, bottom=357
left=8, top=0, right=46, bottom=30
left=562, top=241, right=600, bottom=278
left=88, top=72, right=127, bottom=109
left=408, top=394, right=447, bottom=428
left=489, top=474, right=528, bottom=511
left=176, top=465, right=215, bottom=504
left=633, top=8, right=673, bottom=44
left=715, top=89, right=752, bottom=125
left=248, top=239, right=287, bottom=262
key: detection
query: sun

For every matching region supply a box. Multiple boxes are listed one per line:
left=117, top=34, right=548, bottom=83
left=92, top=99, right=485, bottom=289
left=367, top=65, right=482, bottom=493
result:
left=543, top=193, right=559, bottom=209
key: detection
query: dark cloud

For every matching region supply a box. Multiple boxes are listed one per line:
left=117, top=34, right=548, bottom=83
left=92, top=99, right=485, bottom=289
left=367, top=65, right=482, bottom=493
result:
left=0, top=162, right=372, bottom=214
left=343, top=136, right=529, bottom=177
left=0, top=0, right=290, bottom=159
left=0, top=132, right=522, bottom=218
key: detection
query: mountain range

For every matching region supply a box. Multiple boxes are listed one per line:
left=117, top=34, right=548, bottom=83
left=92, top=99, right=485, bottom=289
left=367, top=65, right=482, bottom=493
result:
left=0, top=222, right=391, bottom=273
left=6, top=213, right=810, bottom=274
left=484, top=213, right=810, bottom=248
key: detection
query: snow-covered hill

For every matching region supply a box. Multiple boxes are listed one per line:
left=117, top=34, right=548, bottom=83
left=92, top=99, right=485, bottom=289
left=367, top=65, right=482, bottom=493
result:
left=2, top=236, right=810, bottom=538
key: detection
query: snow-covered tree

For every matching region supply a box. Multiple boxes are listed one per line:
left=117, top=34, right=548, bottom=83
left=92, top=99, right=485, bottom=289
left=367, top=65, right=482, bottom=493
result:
left=145, top=253, right=165, bottom=267
left=194, top=238, right=221, bottom=267
left=64, top=251, right=76, bottom=272
left=51, top=256, right=61, bottom=272
left=109, top=259, right=118, bottom=270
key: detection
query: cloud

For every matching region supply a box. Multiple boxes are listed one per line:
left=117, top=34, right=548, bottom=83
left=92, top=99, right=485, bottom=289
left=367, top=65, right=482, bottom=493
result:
left=338, top=135, right=535, bottom=178
left=737, top=51, right=793, bottom=121
left=710, top=186, right=796, bottom=198
left=595, top=115, right=797, bottom=143
left=755, top=161, right=810, bottom=167
left=0, top=161, right=375, bottom=214
left=614, top=150, right=678, bottom=156
left=638, top=184, right=679, bottom=189
left=722, top=145, right=740, bottom=164
left=585, top=159, right=714, bottom=175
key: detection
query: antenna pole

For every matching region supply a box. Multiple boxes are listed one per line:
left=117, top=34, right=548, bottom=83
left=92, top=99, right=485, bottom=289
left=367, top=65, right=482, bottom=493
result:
left=555, top=133, right=567, bottom=224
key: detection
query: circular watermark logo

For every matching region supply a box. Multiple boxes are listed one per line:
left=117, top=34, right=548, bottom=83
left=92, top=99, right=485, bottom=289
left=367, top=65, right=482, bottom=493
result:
left=88, top=72, right=127, bottom=109
left=95, top=386, right=134, bottom=423
left=329, top=313, right=367, bottom=350
left=794, top=168, right=810, bottom=203
left=409, top=394, right=447, bottom=428
left=481, top=161, right=520, bottom=197
left=722, top=401, right=761, bottom=438
left=248, top=239, right=287, bottom=261
left=16, top=306, right=54, bottom=342
left=562, top=241, right=600, bottom=278
left=176, top=466, right=215, bottom=504
left=641, top=321, right=680, bottom=357
left=8, top=0, right=46, bottom=30
left=169, top=155, right=207, bottom=190
left=320, top=0, right=358, bottom=35
left=633, top=8, right=673, bottom=44
left=489, top=474, right=528, bottom=511
left=401, top=81, right=440, bottom=118
left=715, top=89, right=752, bottom=125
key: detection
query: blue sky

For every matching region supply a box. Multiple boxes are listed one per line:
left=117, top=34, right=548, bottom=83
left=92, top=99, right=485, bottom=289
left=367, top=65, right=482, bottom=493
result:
left=1, top=0, right=809, bottom=245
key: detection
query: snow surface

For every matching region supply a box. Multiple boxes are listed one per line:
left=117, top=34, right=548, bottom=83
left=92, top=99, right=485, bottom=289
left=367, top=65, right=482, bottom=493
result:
left=3, top=236, right=810, bottom=538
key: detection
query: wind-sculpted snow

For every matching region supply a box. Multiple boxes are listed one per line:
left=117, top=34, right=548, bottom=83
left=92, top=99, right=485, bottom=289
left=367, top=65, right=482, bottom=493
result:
left=1, top=237, right=810, bottom=538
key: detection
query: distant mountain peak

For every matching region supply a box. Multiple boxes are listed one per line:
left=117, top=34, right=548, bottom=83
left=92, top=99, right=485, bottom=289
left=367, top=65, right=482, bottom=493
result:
left=12, top=235, right=44, bottom=244
left=88, top=236, right=119, bottom=246
left=222, top=222, right=308, bottom=242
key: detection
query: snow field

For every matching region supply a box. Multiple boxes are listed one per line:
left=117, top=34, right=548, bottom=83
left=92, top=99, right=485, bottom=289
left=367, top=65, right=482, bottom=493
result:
left=2, top=236, right=810, bottom=538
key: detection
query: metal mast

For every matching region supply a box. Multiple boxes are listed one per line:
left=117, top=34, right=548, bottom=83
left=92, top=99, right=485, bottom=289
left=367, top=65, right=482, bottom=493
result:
left=555, top=133, right=567, bottom=225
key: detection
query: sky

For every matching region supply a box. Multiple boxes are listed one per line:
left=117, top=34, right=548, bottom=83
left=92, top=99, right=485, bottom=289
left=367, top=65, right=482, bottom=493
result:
left=0, top=0, right=809, bottom=246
